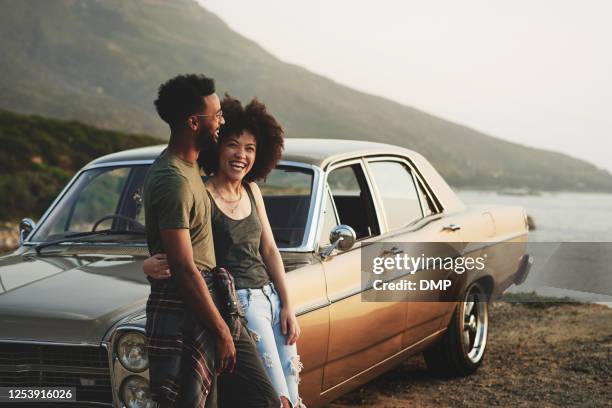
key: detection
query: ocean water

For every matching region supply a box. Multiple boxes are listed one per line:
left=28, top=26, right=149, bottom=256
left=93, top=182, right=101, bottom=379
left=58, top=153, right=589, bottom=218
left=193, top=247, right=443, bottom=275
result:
left=457, top=190, right=612, bottom=242
left=457, top=191, right=612, bottom=304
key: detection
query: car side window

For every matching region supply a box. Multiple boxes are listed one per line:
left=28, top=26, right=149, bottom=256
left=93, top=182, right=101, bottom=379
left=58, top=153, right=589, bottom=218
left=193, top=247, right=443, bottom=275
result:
left=326, top=163, right=379, bottom=240
left=257, top=166, right=314, bottom=248
left=368, top=161, right=423, bottom=230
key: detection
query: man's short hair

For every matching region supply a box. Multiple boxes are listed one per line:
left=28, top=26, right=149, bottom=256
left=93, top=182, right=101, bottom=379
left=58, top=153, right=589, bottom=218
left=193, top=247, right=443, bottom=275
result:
left=154, top=74, right=216, bottom=129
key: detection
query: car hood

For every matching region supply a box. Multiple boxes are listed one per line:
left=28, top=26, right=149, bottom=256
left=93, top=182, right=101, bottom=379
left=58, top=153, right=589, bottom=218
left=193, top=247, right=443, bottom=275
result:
left=0, top=247, right=150, bottom=344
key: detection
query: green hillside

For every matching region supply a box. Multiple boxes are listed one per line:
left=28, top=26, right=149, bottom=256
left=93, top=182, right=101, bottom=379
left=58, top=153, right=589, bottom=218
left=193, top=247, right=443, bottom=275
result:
left=0, top=0, right=611, bottom=191
left=0, top=109, right=158, bottom=221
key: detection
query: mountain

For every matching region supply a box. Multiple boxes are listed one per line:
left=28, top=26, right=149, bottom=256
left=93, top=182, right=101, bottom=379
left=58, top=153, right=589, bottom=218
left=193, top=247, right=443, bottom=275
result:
left=0, top=109, right=159, bottom=221
left=1, top=0, right=611, bottom=192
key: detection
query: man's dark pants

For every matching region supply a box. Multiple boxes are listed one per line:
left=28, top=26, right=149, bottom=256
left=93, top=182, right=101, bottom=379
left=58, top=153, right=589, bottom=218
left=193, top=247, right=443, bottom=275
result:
left=214, top=325, right=279, bottom=407
left=147, top=280, right=278, bottom=407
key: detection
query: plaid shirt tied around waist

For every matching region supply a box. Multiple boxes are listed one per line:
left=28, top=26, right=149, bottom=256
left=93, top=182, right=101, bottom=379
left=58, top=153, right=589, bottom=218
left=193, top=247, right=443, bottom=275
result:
left=145, top=266, right=244, bottom=407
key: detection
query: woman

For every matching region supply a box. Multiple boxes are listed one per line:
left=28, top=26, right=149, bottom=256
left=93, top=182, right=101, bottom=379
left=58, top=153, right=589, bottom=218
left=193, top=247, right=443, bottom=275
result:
left=144, top=95, right=304, bottom=408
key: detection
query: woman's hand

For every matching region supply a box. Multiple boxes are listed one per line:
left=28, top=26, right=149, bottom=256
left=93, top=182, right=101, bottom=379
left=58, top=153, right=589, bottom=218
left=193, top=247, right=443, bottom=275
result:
left=280, top=307, right=301, bottom=345
left=143, top=253, right=171, bottom=279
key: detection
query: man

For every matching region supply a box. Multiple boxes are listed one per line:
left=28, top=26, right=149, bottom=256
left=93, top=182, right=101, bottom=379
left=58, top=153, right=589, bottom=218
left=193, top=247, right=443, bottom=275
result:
left=143, top=74, right=278, bottom=407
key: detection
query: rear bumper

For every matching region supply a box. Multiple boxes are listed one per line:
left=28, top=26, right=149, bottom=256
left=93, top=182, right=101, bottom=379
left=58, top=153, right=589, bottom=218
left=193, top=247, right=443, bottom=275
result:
left=514, top=254, right=533, bottom=285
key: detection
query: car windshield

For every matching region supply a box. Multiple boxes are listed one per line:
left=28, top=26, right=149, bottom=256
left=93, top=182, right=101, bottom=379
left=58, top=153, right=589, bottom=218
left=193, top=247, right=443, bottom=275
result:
left=30, top=165, right=149, bottom=243
left=29, top=164, right=314, bottom=249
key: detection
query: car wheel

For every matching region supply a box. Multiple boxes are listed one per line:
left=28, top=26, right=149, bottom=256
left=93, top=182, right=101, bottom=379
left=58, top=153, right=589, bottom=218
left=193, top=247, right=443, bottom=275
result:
left=424, top=281, right=489, bottom=376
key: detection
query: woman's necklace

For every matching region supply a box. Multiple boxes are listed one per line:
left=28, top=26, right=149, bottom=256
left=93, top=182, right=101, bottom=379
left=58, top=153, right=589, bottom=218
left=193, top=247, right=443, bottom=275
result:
left=212, top=181, right=242, bottom=214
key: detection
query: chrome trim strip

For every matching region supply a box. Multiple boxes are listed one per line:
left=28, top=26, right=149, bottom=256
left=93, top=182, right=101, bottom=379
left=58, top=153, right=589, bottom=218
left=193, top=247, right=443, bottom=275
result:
left=15, top=403, right=113, bottom=407
left=277, top=247, right=315, bottom=253
left=86, top=160, right=154, bottom=169
left=295, top=300, right=331, bottom=316
left=498, top=231, right=529, bottom=243
left=112, top=325, right=145, bottom=334
left=410, top=167, right=428, bottom=218
left=359, top=157, right=387, bottom=235
left=328, top=286, right=362, bottom=304
left=0, top=339, right=102, bottom=347
left=320, top=327, right=447, bottom=396
left=461, top=232, right=529, bottom=255
left=319, top=148, right=417, bottom=171
left=407, top=161, right=443, bottom=214
left=126, top=313, right=146, bottom=322
left=368, top=213, right=444, bottom=242
left=302, top=165, right=325, bottom=251
left=360, top=157, right=388, bottom=233
left=313, top=183, right=341, bottom=254
left=0, top=364, right=108, bottom=375
left=22, top=243, right=149, bottom=250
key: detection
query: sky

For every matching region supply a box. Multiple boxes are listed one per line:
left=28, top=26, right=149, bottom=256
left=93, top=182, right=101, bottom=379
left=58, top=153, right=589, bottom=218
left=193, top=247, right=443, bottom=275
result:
left=198, top=0, right=612, bottom=172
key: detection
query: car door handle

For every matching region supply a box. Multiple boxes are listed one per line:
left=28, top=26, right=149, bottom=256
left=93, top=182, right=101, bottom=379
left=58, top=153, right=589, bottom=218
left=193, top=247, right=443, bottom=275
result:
left=443, top=223, right=461, bottom=232
left=381, top=246, right=404, bottom=256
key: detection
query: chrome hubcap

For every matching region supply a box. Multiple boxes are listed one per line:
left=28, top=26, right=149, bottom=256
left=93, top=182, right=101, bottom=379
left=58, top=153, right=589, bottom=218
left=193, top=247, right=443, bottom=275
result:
left=461, top=284, right=488, bottom=363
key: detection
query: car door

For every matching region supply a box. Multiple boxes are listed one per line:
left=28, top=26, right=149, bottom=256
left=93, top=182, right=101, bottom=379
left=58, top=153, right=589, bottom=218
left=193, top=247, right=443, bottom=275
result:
left=364, top=157, right=464, bottom=348
left=319, top=159, right=407, bottom=390
left=257, top=164, right=330, bottom=406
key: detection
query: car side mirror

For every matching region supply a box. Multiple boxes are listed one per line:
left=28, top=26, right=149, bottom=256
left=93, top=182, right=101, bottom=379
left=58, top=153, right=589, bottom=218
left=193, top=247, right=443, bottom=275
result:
left=321, top=225, right=356, bottom=259
left=19, top=218, right=35, bottom=245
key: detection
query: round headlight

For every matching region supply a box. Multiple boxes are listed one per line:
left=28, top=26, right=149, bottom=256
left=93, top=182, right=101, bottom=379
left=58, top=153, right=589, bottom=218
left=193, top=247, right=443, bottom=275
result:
left=120, top=376, right=155, bottom=408
left=117, top=332, right=149, bottom=372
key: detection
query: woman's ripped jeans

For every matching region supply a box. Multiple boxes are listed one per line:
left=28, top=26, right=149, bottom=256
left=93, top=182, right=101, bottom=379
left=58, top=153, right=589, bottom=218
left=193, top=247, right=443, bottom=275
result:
left=236, top=283, right=304, bottom=407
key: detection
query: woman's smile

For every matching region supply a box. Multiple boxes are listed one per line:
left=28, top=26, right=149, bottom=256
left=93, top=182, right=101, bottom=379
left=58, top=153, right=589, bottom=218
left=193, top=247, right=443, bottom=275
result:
left=229, top=159, right=247, bottom=171
left=219, top=131, right=256, bottom=180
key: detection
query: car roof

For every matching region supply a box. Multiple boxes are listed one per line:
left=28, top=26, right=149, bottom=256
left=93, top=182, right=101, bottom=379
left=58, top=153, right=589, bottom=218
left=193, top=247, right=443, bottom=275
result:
left=88, top=138, right=414, bottom=169
left=87, top=138, right=464, bottom=213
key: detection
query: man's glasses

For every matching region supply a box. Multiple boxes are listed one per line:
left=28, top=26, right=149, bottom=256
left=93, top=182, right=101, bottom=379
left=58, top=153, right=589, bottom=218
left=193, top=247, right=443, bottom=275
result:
left=193, top=111, right=223, bottom=119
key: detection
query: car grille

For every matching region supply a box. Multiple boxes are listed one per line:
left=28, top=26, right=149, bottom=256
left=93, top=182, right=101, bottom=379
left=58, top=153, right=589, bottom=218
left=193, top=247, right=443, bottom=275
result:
left=0, top=343, right=112, bottom=405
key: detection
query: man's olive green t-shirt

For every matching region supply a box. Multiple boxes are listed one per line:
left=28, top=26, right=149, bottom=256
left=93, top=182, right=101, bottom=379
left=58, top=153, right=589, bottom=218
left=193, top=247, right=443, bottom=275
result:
left=143, top=152, right=215, bottom=272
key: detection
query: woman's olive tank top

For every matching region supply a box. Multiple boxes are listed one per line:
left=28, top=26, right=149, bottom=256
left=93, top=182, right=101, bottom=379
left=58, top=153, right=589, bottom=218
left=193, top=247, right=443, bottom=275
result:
left=208, top=183, right=270, bottom=289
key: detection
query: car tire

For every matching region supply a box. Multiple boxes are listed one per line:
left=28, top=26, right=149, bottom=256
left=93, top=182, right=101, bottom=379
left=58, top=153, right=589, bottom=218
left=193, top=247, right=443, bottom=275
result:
left=424, top=281, right=489, bottom=377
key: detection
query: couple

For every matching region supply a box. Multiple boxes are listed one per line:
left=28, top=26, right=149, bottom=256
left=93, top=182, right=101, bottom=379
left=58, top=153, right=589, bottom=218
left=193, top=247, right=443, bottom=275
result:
left=143, top=74, right=303, bottom=408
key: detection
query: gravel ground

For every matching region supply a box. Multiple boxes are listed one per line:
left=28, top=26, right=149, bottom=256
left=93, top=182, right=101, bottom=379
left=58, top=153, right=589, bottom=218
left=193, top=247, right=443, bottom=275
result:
left=328, top=302, right=612, bottom=408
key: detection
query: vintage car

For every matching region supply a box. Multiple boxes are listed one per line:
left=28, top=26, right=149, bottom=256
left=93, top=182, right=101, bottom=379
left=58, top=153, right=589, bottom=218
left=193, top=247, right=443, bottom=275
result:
left=0, top=139, right=531, bottom=407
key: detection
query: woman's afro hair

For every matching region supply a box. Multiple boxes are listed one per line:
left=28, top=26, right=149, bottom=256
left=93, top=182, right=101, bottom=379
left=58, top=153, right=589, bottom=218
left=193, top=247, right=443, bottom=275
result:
left=198, top=94, right=284, bottom=182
